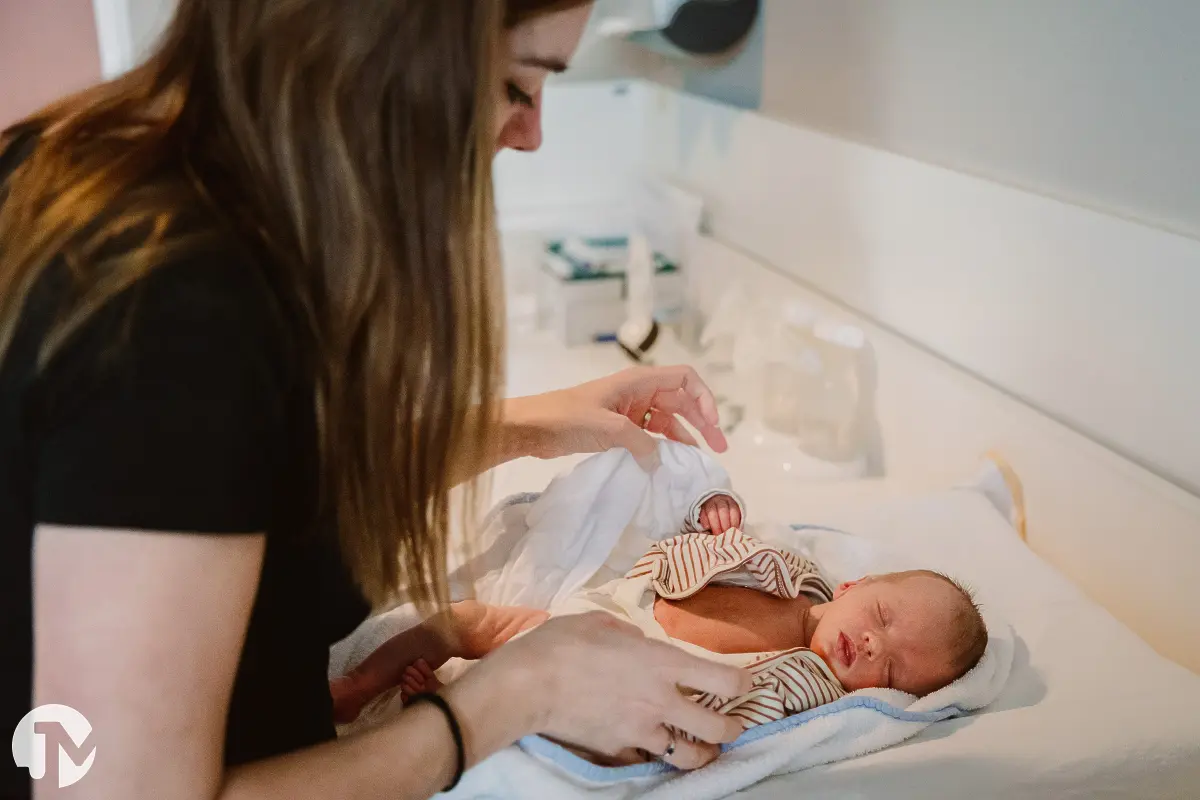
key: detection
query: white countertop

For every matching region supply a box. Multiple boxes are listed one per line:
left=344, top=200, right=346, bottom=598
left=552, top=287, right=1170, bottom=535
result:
left=490, top=328, right=902, bottom=518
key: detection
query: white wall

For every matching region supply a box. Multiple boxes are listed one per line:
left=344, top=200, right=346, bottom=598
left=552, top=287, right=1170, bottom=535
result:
left=495, top=82, right=646, bottom=233
left=761, top=0, right=1200, bottom=240
left=566, top=0, right=1200, bottom=240
left=91, top=0, right=176, bottom=77
left=497, top=80, right=1200, bottom=497
left=126, top=0, right=176, bottom=60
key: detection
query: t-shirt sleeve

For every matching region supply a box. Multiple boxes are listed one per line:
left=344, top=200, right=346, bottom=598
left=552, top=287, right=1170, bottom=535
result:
left=31, top=255, right=290, bottom=534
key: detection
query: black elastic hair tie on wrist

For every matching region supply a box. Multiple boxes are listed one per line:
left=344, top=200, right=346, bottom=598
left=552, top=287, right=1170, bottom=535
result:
left=410, top=692, right=466, bottom=791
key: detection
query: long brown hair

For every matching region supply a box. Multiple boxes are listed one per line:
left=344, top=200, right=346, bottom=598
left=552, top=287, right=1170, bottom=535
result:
left=0, top=0, right=586, bottom=607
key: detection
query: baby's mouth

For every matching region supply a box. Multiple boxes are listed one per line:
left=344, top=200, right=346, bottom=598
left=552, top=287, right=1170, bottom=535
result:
left=837, top=632, right=856, bottom=669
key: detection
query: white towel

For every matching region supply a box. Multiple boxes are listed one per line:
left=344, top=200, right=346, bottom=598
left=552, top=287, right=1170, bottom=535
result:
left=329, top=441, right=1014, bottom=799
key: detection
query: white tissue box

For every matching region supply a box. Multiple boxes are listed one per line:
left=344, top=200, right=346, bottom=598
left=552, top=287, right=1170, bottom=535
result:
left=536, top=238, right=685, bottom=347
left=537, top=269, right=625, bottom=346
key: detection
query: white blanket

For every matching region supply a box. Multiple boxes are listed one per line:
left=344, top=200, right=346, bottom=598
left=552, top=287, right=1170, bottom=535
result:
left=329, top=442, right=1014, bottom=799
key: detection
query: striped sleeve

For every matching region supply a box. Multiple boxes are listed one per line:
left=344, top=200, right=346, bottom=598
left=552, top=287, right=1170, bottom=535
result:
left=626, top=528, right=834, bottom=602
left=678, top=648, right=846, bottom=738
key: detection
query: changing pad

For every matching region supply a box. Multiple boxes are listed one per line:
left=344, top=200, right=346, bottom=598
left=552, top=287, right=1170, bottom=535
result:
left=728, top=483, right=1200, bottom=799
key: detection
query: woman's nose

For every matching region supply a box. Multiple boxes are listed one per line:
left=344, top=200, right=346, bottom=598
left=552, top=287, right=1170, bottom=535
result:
left=497, top=104, right=544, bottom=153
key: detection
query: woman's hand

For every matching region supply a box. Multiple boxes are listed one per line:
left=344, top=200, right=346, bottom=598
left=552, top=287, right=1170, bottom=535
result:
left=451, top=611, right=751, bottom=771
left=503, top=366, right=728, bottom=468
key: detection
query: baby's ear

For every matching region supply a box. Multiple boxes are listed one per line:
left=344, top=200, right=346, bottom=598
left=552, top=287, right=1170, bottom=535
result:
left=833, top=577, right=867, bottom=599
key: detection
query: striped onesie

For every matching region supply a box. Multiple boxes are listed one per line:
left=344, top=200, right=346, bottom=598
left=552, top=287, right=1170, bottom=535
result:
left=552, top=490, right=846, bottom=735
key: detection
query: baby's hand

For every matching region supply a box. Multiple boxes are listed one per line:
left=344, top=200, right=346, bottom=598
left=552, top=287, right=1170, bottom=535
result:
left=701, top=494, right=742, bottom=535
left=400, top=659, right=443, bottom=704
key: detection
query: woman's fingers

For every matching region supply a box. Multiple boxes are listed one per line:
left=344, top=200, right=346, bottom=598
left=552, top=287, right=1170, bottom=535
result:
left=608, top=415, right=662, bottom=471
left=653, top=642, right=752, bottom=699
left=667, top=739, right=721, bottom=771
left=645, top=408, right=699, bottom=448
left=649, top=390, right=713, bottom=442
left=502, top=612, right=749, bottom=771
left=609, top=366, right=727, bottom=453
left=647, top=387, right=727, bottom=453
left=664, top=695, right=744, bottom=745
left=517, top=609, right=551, bottom=634
left=639, top=726, right=722, bottom=771
left=634, top=366, right=720, bottom=427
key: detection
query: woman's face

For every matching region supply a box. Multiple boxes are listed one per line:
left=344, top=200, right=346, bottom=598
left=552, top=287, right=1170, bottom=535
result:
left=497, top=3, right=594, bottom=153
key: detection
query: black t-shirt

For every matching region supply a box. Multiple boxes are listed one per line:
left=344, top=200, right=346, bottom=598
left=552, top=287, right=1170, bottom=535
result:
left=0, top=141, right=370, bottom=798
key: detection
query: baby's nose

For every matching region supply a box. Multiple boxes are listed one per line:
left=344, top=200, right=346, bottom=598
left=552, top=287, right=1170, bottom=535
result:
left=862, top=632, right=877, bottom=659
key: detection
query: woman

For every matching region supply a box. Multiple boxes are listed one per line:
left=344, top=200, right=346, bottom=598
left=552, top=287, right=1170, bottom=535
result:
left=0, top=1, right=751, bottom=798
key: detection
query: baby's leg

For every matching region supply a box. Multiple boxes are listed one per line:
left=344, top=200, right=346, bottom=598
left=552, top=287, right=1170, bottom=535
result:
left=449, top=599, right=550, bottom=660
left=331, top=600, right=548, bottom=724
left=331, top=614, right=452, bottom=725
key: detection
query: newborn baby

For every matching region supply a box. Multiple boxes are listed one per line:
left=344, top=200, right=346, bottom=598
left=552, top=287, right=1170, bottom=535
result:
left=332, top=491, right=988, bottom=751
left=646, top=495, right=988, bottom=698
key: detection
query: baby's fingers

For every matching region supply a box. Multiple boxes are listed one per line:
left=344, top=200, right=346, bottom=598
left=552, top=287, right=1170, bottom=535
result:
left=402, top=666, right=424, bottom=691
left=730, top=506, right=742, bottom=531
left=717, top=502, right=731, bottom=533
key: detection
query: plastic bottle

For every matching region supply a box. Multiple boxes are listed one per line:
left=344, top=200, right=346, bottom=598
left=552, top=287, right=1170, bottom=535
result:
left=762, top=302, right=818, bottom=438
left=797, top=321, right=866, bottom=463
left=616, top=234, right=659, bottom=361
left=762, top=302, right=867, bottom=463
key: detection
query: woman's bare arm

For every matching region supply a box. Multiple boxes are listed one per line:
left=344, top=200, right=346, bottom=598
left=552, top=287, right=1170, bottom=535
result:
left=453, top=366, right=729, bottom=485
left=33, top=526, right=534, bottom=800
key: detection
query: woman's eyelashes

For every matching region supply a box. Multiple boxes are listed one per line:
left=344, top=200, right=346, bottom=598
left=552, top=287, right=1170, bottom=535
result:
left=506, top=81, right=536, bottom=108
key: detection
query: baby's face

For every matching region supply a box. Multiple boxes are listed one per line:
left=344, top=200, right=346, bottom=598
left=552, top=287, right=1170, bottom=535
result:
left=810, top=574, right=961, bottom=696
